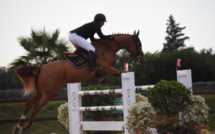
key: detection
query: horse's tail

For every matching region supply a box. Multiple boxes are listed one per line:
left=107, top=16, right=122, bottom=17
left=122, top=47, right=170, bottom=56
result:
left=16, top=66, right=41, bottom=96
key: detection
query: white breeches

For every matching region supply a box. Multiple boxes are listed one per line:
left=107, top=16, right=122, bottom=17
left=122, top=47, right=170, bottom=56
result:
left=69, top=33, right=95, bottom=52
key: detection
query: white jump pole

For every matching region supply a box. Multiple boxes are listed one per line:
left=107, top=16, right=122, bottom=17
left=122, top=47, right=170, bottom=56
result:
left=176, top=69, right=193, bottom=122
left=67, top=82, right=82, bottom=134
left=122, top=72, right=136, bottom=134
left=176, top=69, right=193, bottom=94
left=67, top=72, right=136, bottom=134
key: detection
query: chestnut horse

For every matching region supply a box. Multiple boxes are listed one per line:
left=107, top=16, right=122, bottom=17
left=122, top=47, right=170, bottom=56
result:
left=13, top=31, right=144, bottom=134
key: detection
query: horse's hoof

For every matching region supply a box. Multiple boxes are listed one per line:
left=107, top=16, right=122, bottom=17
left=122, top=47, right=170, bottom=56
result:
left=98, top=77, right=105, bottom=84
left=12, top=126, right=19, bottom=134
left=19, top=126, right=26, bottom=134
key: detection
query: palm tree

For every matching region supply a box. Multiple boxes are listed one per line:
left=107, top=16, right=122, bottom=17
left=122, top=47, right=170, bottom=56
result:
left=10, top=28, right=69, bottom=69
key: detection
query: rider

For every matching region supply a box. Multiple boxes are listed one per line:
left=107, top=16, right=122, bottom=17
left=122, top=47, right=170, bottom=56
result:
left=69, top=13, right=114, bottom=73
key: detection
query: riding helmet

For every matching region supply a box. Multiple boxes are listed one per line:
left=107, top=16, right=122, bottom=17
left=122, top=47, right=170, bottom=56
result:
left=94, top=13, right=107, bottom=22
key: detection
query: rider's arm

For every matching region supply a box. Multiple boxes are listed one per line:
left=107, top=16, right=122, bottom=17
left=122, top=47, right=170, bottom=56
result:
left=96, top=26, right=112, bottom=40
left=90, top=36, right=95, bottom=42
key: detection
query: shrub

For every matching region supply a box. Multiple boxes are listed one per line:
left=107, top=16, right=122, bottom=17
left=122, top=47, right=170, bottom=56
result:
left=136, top=93, right=148, bottom=103
left=57, top=103, right=69, bottom=130
left=181, top=95, right=210, bottom=123
left=127, top=94, right=156, bottom=133
left=148, top=80, right=191, bottom=118
left=153, top=117, right=209, bottom=134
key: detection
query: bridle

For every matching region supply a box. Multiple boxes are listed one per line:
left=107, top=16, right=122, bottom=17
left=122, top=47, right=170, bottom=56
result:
left=131, top=35, right=144, bottom=62
left=113, top=35, right=144, bottom=62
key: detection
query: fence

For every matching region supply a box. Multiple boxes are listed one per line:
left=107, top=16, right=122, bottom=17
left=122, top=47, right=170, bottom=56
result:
left=67, top=72, right=136, bottom=134
left=66, top=70, right=194, bottom=134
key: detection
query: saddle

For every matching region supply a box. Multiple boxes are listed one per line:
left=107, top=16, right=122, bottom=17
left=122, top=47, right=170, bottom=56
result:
left=64, top=48, right=97, bottom=69
left=65, top=48, right=88, bottom=57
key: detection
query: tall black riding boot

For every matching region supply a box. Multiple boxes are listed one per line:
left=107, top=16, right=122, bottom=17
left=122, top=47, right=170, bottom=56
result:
left=88, top=50, right=97, bottom=73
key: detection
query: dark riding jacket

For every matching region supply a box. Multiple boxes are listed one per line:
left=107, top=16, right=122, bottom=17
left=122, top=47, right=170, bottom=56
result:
left=70, top=21, right=112, bottom=42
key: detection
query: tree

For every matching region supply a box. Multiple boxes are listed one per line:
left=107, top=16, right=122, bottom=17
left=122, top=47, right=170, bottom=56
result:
left=0, top=67, right=7, bottom=74
left=0, top=67, right=7, bottom=90
left=129, top=47, right=215, bottom=85
left=200, top=48, right=215, bottom=59
left=162, top=15, right=189, bottom=52
left=0, top=67, right=22, bottom=90
left=10, top=28, right=69, bottom=69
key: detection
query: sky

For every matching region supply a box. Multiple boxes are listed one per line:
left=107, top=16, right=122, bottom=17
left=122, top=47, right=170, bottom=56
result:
left=0, top=0, right=215, bottom=67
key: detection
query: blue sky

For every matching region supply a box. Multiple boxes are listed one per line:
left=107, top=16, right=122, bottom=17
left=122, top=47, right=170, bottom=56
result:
left=1, top=0, right=215, bottom=67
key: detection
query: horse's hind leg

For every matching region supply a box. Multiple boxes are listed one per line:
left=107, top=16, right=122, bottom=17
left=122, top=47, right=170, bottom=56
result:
left=13, top=90, right=42, bottom=134
left=23, top=95, right=54, bottom=131
left=22, top=90, right=42, bottom=124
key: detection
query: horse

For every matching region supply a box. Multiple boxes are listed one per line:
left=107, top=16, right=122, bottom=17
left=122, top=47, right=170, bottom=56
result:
left=13, top=31, right=144, bottom=134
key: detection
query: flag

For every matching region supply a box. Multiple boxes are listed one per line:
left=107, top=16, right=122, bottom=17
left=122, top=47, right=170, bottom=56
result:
left=124, top=63, right=128, bottom=72
left=177, top=58, right=181, bottom=67
left=176, top=58, right=181, bottom=70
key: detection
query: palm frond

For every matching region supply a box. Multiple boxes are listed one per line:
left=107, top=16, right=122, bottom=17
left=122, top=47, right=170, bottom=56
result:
left=10, top=27, right=69, bottom=68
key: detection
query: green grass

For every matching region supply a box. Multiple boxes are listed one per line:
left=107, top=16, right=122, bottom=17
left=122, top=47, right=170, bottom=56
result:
left=202, top=95, right=215, bottom=129
left=0, top=95, right=215, bottom=134
left=0, top=101, right=66, bottom=119
left=0, top=121, right=68, bottom=134
left=202, top=95, right=215, bottom=109
left=0, top=101, right=68, bottom=134
left=205, top=113, right=215, bottom=130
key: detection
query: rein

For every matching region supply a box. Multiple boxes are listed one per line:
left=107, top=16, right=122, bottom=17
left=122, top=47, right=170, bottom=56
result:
left=113, top=36, right=143, bottom=60
left=113, top=39, right=134, bottom=58
left=96, top=34, right=143, bottom=62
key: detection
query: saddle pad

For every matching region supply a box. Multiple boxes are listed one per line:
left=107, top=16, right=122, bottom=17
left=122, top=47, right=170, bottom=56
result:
left=65, top=54, right=89, bottom=69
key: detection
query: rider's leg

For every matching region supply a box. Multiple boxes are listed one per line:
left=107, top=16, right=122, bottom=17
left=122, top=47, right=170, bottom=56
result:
left=69, top=33, right=79, bottom=50
left=88, top=50, right=97, bottom=73
left=69, top=33, right=95, bottom=52
left=69, top=33, right=96, bottom=73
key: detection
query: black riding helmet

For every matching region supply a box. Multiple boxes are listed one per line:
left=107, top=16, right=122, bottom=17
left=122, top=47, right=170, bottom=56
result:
left=94, top=13, right=107, bottom=22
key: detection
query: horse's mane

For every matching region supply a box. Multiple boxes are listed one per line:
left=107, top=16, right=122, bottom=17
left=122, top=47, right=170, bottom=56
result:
left=92, top=33, right=131, bottom=46
left=114, top=33, right=131, bottom=37
left=94, top=33, right=131, bottom=42
left=113, top=33, right=130, bottom=36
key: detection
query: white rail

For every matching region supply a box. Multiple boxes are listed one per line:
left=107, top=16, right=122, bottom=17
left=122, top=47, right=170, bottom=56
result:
left=78, top=89, right=122, bottom=96
left=79, top=105, right=123, bottom=112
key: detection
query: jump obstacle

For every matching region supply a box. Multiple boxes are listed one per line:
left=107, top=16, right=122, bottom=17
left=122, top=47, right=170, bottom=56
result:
left=67, top=70, right=192, bottom=134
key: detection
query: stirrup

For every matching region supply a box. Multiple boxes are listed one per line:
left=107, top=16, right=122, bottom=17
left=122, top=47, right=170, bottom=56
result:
left=90, top=67, right=100, bottom=73
left=90, top=68, right=96, bottom=73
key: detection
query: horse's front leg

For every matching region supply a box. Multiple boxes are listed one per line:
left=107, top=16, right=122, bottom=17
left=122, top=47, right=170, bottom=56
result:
left=98, top=66, right=121, bottom=84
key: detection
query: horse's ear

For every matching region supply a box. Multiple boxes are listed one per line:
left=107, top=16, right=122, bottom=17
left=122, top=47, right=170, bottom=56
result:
left=133, top=30, right=136, bottom=36
left=137, top=30, right=140, bottom=37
